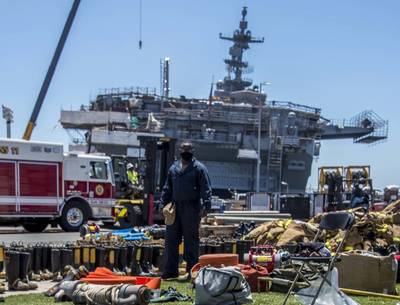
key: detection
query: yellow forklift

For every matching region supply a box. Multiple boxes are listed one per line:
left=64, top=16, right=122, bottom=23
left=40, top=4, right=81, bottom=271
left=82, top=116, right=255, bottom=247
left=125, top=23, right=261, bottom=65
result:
left=107, top=136, right=176, bottom=228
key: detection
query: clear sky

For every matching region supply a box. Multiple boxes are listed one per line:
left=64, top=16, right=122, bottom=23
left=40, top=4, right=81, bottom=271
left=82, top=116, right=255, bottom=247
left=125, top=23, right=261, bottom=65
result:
left=0, top=0, right=399, bottom=190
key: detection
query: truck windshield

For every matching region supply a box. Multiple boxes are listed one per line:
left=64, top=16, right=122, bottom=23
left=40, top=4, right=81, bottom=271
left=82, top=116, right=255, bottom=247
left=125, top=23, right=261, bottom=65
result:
left=89, top=161, right=108, bottom=180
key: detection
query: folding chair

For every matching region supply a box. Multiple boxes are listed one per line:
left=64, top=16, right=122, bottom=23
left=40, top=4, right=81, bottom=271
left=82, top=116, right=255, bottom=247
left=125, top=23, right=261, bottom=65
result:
left=282, top=211, right=355, bottom=305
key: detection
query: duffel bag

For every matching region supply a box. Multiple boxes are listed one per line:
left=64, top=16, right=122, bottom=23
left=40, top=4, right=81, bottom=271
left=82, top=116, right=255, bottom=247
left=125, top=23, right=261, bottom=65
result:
left=194, top=266, right=252, bottom=305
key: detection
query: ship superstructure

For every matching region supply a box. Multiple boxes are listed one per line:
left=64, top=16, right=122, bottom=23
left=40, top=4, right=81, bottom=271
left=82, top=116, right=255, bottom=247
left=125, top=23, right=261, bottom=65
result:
left=60, top=7, right=388, bottom=197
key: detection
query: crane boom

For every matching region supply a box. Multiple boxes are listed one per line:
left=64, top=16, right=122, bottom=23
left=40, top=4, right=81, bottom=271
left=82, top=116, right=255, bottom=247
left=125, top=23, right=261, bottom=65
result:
left=23, top=0, right=81, bottom=140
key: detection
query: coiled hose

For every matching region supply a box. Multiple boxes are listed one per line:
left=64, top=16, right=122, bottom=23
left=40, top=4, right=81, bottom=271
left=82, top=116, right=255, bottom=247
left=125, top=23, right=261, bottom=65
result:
left=72, top=283, right=150, bottom=305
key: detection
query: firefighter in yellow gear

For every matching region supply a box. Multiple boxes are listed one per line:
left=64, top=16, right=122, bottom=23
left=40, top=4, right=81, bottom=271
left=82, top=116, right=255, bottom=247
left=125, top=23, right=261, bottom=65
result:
left=126, top=163, right=139, bottom=186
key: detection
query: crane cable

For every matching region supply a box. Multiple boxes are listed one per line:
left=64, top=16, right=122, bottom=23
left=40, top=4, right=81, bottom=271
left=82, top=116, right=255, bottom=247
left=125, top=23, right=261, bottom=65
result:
left=139, top=0, right=143, bottom=49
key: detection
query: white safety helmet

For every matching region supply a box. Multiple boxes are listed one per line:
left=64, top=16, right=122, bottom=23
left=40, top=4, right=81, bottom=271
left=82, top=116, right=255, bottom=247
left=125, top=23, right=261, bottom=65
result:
left=127, top=163, right=134, bottom=170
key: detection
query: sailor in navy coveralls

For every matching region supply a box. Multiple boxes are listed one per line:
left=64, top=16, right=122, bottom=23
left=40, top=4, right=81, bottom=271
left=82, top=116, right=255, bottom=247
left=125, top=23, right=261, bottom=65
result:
left=160, top=141, right=212, bottom=280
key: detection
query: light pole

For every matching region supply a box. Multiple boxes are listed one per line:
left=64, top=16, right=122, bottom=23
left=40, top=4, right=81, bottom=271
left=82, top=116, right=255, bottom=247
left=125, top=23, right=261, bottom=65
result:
left=2, top=105, right=13, bottom=138
left=281, top=181, right=289, bottom=194
left=256, top=82, right=270, bottom=192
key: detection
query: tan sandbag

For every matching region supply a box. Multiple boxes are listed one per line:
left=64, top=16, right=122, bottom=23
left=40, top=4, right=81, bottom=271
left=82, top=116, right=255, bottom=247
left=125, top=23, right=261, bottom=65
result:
left=375, top=238, right=388, bottom=248
left=276, top=221, right=317, bottom=246
left=381, top=213, right=400, bottom=225
left=383, top=200, right=400, bottom=214
left=363, top=240, right=373, bottom=251
left=245, top=221, right=275, bottom=240
left=255, top=226, right=284, bottom=245
left=392, top=225, right=400, bottom=243
left=267, top=226, right=285, bottom=241
left=392, top=213, right=400, bottom=224
left=344, top=227, right=363, bottom=248
left=256, top=232, right=269, bottom=245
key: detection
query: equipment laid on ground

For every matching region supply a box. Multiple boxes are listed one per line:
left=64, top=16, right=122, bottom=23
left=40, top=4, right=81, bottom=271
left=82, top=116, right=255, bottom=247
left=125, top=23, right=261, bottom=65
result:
left=79, top=223, right=100, bottom=237
left=0, top=138, right=115, bottom=232
left=0, top=233, right=165, bottom=294
left=4, top=250, right=38, bottom=291
left=282, top=211, right=355, bottom=305
left=194, top=266, right=252, bottom=305
left=243, top=245, right=289, bottom=273
left=335, top=251, right=398, bottom=295
left=53, top=280, right=151, bottom=305
left=150, top=287, right=192, bottom=303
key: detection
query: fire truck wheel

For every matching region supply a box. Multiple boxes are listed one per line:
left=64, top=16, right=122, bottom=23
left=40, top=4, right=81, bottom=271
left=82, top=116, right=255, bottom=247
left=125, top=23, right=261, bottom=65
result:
left=60, top=201, right=90, bottom=232
left=118, top=204, right=142, bottom=228
left=22, top=219, right=49, bottom=233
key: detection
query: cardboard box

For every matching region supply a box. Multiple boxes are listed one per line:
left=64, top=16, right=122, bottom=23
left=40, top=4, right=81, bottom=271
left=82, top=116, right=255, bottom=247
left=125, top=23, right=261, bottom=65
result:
left=335, top=251, right=398, bottom=295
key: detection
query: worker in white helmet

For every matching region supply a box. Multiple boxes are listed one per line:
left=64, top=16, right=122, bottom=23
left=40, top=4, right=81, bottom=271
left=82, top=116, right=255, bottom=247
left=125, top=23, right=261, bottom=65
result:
left=126, top=163, right=139, bottom=186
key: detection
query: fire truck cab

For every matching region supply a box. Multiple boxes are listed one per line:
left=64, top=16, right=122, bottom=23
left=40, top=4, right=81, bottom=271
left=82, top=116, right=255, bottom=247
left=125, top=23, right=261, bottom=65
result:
left=0, top=138, right=115, bottom=232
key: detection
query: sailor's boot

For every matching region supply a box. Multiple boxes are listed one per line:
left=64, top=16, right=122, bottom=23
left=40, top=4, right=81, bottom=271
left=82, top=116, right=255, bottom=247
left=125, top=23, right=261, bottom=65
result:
left=51, top=249, right=63, bottom=282
left=130, top=244, right=142, bottom=276
left=106, top=247, right=117, bottom=272
left=32, top=245, right=43, bottom=281
left=140, top=245, right=153, bottom=275
left=20, top=252, right=38, bottom=290
left=5, top=251, right=29, bottom=291
left=96, top=247, right=107, bottom=267
left=152, top=245, right=164, bottom=274
left=0, top=244, right=5, bottom=280
left=113, top=247, right=124, bottom=275
left=60, top=248, right=73, bottom=272
left=41, top=245, right=53, bottom=280
left=118, top=246, right=128, bottom=275
left=0, top=281, right=5, bottom=294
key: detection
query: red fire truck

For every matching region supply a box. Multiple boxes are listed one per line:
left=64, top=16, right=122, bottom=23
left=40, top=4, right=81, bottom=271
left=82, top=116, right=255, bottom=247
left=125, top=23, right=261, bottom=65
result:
left=0, top=138, right=115, bottom=232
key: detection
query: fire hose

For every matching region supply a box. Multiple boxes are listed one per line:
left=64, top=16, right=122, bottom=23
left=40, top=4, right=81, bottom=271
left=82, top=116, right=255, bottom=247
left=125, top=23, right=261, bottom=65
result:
left=54, top=280, right=150, bottom=305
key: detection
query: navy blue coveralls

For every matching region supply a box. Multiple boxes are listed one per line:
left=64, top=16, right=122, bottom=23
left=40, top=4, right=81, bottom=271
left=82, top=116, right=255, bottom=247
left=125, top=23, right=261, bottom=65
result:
left=160, top=158, right=212, bottom=276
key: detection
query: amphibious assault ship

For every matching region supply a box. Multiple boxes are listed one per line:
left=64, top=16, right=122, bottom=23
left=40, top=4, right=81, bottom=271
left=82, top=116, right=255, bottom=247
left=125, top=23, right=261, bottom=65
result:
left=60, top=7, right=388, bottom=197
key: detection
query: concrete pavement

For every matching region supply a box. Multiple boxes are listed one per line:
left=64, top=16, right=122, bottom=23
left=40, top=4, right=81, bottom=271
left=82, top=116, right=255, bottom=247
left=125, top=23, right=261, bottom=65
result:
left=0, top=226, right=80, bottom=245
left=0, top=279, right=54, bottom=298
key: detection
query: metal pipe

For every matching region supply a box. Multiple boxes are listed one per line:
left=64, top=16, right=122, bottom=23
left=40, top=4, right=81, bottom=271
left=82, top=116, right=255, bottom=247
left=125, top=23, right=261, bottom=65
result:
left=340, top=288, right=400, bottom=300
left=256, top=82, right=270, bottom=192
left=2, top=105, right=13, bottom=138
left=219, top=210, right=280, bottom=214
left=211, top=216, right=290, bottom=224
left=213, top=219, right=290, bottom=223
left=6, top=121, right=11, bottom=138
left=211, top=214, right=290, bottom=219
left=256, top=87, right=262, bottom=192
left=208, top=212, right=289, bottom=218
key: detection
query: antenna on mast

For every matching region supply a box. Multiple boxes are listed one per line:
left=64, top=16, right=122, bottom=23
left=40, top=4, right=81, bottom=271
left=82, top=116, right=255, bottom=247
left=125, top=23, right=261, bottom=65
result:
left=208, top=76, right=214, bottom=126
